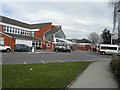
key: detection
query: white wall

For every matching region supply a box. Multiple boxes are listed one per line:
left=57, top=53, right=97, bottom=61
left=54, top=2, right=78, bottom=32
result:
left=0, top=38, right=4, bottom=44
left=16, top=39, right=32, bottom=47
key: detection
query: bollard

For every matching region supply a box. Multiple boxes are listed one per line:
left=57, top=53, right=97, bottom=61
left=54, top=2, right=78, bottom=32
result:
left=32, top=46, right=34, bottom=52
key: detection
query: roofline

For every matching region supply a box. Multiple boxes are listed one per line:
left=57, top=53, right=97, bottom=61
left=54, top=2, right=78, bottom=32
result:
left=54, top=29, right=66, bottom=38
left=2, top=32, right=12, bottom=38
left=0, top=15, right=52, bottom=29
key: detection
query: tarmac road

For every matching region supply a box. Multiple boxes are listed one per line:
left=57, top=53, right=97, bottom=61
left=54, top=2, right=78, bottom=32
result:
left=1, top=50, right=112, bottom=64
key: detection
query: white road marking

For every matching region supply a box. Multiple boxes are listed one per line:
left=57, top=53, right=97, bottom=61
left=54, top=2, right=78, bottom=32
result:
left=41, top=60, right=45, bottom=63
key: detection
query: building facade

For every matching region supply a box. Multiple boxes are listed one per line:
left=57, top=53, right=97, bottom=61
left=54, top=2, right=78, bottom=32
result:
left=67, top=38, right=92, bottom=51
left=0, top=16, right=66, bottom=50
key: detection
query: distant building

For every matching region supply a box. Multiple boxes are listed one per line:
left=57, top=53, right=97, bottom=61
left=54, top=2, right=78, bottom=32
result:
left=67, top=38, right=92, bottom=51
left=0, top=15, right=66, bottom=50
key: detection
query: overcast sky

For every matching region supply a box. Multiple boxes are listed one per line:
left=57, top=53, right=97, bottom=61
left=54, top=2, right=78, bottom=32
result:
left=0, top=0, right=114, bottom=39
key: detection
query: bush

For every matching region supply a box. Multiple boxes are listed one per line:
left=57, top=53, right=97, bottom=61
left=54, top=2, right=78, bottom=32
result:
left=110, top=54, right=120, bottom=85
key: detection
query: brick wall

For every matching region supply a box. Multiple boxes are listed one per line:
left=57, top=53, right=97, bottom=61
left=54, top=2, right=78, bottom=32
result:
left=2, top=34, right=15, bottom=49
left=34, top=23, right=52, bottom=40
left=77, top=45, right=91, bottom=51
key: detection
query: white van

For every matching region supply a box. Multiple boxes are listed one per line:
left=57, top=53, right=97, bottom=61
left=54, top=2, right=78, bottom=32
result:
left=99, top=44, right=120, bottom=55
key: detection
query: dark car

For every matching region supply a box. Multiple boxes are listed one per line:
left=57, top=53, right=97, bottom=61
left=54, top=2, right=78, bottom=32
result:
left=14, top=44, right=30, bottom=52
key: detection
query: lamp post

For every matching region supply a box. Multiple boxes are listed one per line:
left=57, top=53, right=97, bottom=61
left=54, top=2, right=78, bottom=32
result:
left=118, top=9, right=120, bottom=44
left=111, top=33, right=115, bottom=44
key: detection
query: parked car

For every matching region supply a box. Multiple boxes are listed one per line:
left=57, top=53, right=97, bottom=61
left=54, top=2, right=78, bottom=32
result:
left=54, top=42, right=71, bottom=52
left=14, top=44, right=31, bottom=52
left=0, top=44, right=11, bottom=52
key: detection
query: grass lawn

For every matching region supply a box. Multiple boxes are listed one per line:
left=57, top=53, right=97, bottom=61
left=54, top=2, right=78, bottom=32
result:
left=2, top=62, right=91, bottom=88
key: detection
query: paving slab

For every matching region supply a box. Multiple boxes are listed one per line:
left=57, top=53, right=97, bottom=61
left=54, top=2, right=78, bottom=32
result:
left=69, top=61, right=118, bottom=88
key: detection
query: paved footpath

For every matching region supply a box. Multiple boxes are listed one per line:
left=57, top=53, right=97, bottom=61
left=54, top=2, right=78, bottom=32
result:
left=69, top=61, right=118, bottom=88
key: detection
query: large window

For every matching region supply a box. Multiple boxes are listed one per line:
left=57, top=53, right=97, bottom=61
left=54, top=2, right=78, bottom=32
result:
left=3, top=25, right=31, bottom=36
left=119, top=47, right=120, bottom=50
left=3, top=26, right=6, bottom=32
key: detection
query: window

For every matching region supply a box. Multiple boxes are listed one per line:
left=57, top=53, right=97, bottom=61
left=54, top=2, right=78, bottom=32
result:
left=6, top=26, right=9, bottom=32
left=9, top=27, right=12, bottom=33
left=23, top=30, right=24, bottom=35
left=119, top=47, right=120, bottom=50
left=18, top=29, right=20, bottom=34
left=3, top=26, right=6, bottom=32
left=15, top=29, right=17, bottom=34
left=10, top=29, right=12, bottom=33
left=18, top=30, right=19, bottom=34
left=21, top=30, right=23, bottom=34
left=7, top=28, right=9, bottom=32
left=101, top=47, right=107, bottom=49
left=31, top=32, right=34, bottom=36
left=101, top=46, right=117, bottom=50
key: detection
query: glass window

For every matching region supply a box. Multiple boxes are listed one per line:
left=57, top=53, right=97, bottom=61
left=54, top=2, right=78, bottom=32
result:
left=18, top=30, right=19, bottom=34
left=10, top=29, right=12, bottom=32
left=31, top=32, right=34, bottom=36
left=15, top=30, right=17, bottom=33
left=13, top=30, right=15, bottom=33
left=21, top=30, right=22, bottom=34
left=101, top=46, right=117, bottom=50
left=17, top=29, right=20, bottom=34
left=118, top=47, right=120, bottom=50
left=3, top=26, right=6, bottom=32
left=7, top=29, right=9, bottom=32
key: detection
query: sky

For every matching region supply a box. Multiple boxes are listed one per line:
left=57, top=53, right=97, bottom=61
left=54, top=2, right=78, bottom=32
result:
left=0, top=0, right=114, bottom=39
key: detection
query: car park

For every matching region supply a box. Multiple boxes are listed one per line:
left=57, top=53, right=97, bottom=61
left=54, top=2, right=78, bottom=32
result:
left=0, top=44, right=11, bottom=52
left=14, top=44, right=31, bottom=52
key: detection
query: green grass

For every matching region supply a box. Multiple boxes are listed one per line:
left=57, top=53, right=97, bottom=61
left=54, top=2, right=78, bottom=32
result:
left=2, top=62, right=91, bottom=88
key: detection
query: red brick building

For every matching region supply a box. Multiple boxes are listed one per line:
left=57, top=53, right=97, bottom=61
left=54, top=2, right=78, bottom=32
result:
left=0, top=16, right=66, bottom=50
left=67, top=38, right=92, bottom=51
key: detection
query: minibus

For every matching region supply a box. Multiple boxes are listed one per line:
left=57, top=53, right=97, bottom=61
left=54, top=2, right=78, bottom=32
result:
left=99, top=44, right=120, bottom=55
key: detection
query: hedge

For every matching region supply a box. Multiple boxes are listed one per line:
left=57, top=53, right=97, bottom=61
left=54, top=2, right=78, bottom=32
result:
left=110, top=54, right=120, bottom=86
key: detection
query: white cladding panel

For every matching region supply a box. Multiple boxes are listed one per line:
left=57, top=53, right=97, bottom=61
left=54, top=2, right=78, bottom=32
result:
left=0, top=38, right=4, bottom=44
left=16, top=39, right=32, bottom=47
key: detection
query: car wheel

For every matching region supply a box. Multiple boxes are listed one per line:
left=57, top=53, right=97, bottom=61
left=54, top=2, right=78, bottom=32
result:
left=6, top=48, right=11, bottom=52
left=102, top=51, right=106, bottom=55
left=66, top=49, right=70, bottom=52
left=54, top=49, right=58, bottom=52
left=19, top=49, right=22, bottom=52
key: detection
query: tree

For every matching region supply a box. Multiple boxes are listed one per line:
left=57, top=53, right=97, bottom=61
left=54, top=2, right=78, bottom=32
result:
left=88, top=32, right=99, bottom=44
left=101, top=28, right=111, bottom=44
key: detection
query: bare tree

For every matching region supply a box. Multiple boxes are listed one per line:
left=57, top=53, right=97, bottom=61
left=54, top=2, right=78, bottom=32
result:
left=88, top=32, right=99, bottom=44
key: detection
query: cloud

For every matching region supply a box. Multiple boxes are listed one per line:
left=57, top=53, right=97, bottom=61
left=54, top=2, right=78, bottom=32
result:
left=1, top=2, right=113, bottom=39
